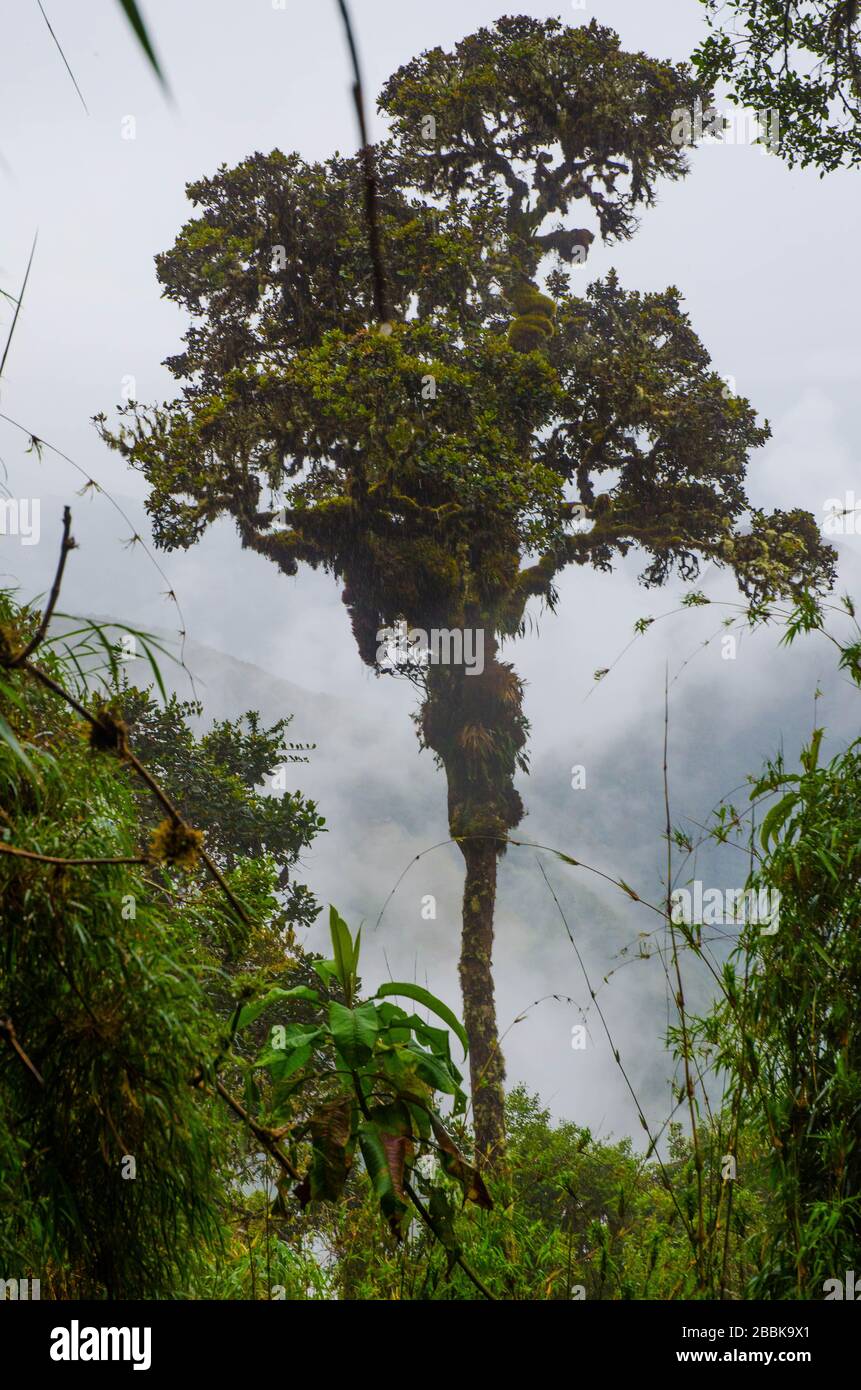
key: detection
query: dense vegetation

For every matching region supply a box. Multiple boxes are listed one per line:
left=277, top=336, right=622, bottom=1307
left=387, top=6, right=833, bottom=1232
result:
left=2, top=568, right=859, bottom=1299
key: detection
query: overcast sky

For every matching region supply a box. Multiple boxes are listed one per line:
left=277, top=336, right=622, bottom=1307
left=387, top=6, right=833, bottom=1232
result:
left=2, top=0, right=860, bottom=1142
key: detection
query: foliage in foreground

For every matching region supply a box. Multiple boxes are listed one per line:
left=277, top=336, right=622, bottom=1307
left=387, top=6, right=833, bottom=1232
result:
left=0, top=586, right=492, bottom=1297
left=3, top=575, right=860, bottom=1299
left=0, top=592, right=225, bottom=1297
left=690, top=733, right=861, bottom=1295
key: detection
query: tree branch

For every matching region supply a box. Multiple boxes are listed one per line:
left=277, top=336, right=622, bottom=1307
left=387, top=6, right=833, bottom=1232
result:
left=8, top=504, right=76, bottom=667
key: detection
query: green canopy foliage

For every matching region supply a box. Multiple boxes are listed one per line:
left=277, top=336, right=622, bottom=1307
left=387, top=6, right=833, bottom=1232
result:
left=694, top=1, right=861, bottom=171
left=97, top=16, right=836, bottom=660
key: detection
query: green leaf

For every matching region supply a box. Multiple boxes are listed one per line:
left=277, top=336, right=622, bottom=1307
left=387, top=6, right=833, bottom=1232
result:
left=255, top=1023, right=323, bottom=1075
left=329, top=905, right=355, bottom=999
left=760, top=791, right=798, bottom=850
left=266, top=1041, right=315, bottom=1082
left=295, top=1098, right=353, bottom=1205
left=431, top=1195, right=462, bottom=1275
left=0, top=712, right=39, bottom=781
left=116, top=0, right=169, bottom=91
left=312, top=958, right=340, bottom=989
left=328, top=1000, right=379, bottom=1067
left=359, top=1123, right=395, bottom=1196
left=800, top=727, right=824, bottom=774
left=375, top=981, right=468, bottom=1057
left=236, top=984, right=320, bottom=1031
left=401, top=1013, right=453, bottom=1064
left=407, top=1100, right=432, bottom=1141
left=808, top=937, right=838, bottom=971
left=430, top=1112, right=493, bottom=1209
left=405, top=1041, right=459, bottom=1095
left=358, top=1122, right=409, bottom=1235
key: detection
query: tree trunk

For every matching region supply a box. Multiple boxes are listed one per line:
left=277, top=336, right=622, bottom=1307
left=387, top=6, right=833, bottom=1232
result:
left=459, top=836, right=506, bottom=1163
left=419, top=637, right=528, bottom=1166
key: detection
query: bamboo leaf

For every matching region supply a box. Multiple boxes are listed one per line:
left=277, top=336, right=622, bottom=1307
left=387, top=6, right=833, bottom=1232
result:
left=0, top=711, right=38, bottom=780
left=116, top=0, right=169, bottom=92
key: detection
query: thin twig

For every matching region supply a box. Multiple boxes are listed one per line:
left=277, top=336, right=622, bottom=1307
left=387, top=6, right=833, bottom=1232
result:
left=36, top=1, right=89, bottom=113
left=403, top=1178, right=496, bottom=1301
left=663, top=667, right=706, bottom=1289
left=9, top=504, right=75, bottom=666
left=0, top=843, right=147, bottom=867
left=20, top=657, right=250, bottom=927
left=0, top=231, right=38, bottom=381
left=335, top=0, right=390, bottom=324
left=0, top=1015, right=45, bottom=1085
left=374, top=833, right=665, bottom=934
left=1, top=511, right=249, bottom=928
left=211, top=1077, right=301, bottom=1182
left=0, top=410, right=192, bottom=672
left=535, top=857, right=698, bottom=1248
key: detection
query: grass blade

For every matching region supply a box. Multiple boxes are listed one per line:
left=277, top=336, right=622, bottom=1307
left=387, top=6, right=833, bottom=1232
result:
left=0, top=232, right=38, bottom=383
left=35, top=2, right=89, bottom=113
left=116, top=0, right=169, bottom=93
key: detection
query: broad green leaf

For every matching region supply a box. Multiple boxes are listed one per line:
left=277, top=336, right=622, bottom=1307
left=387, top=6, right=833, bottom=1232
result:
left=430, top=1112, right=493, bottom=1209
left=236, top=984, right=319, bottom=1031
left=375, top=1001, right=409, bottom=1028
left=312, top=958, right=340, bottom=988
left=328, top=999, right=379, bottom=1067
left=428, top=1186, right=461, bottom=1274
left=407, top=1100, right=432, bottom=1141
left=401, top=1013, right=453, bottom=1065
left=329, top=905, right=355, bottom=997
left=358, top=1122, right=409, bottom=1235
left=369, top=1100, right=412, bottom=1138
left=255, top=1024, right=323, bottom=1073
left=267, top=1041, right=315, bottom=1082
left=359, top=1123, right=395, bottom=1199
left=405, top=1041, right=459, bottom=1095
left=295, top=1098, right=353, bottom=1205
left=375, top=981, right=468, bottom=1058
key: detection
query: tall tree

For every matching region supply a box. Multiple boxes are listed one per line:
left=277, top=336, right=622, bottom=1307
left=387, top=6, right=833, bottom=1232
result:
left=98, top=16, right=835, bottom=1160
